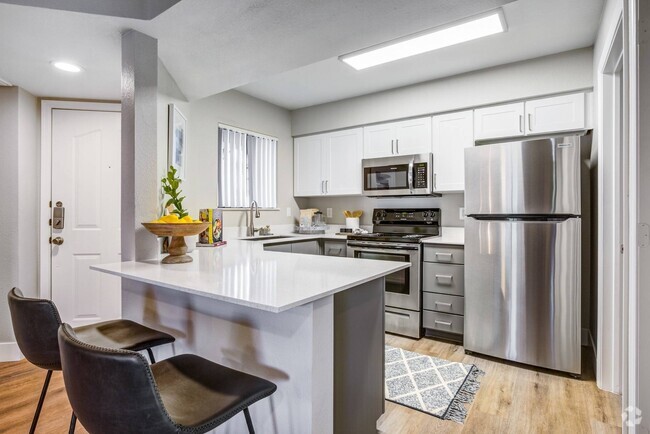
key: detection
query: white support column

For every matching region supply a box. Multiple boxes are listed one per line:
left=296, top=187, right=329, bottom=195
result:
left=121, top=30, right=160, bottom=261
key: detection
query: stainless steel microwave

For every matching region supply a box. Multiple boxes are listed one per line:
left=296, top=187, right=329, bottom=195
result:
left=362, top=153, right=437, bottom=197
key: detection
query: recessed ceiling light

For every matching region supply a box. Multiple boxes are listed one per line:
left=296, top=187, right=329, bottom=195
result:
left=340, top=9, right=507, bottom=70
left=52, top=61, right=83, bottom=73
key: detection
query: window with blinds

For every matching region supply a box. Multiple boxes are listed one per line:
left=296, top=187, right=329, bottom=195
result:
left=218, top=125, right=278, bottom=208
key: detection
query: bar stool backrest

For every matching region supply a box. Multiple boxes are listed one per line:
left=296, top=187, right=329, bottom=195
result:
left=57, top=323, right=179, bottom=434
left=8, top=288, right=63, bottom=370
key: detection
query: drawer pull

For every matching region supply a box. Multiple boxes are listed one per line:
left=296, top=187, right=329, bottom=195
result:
left=435, top=252, right=453, bottom=260
left=434, top=320, right=452, bottom=328
left=434, top=301, right=452, bottom=308
left=386, top=310, right=411, bottom=319
left=435, top=274, right=453, bottom=284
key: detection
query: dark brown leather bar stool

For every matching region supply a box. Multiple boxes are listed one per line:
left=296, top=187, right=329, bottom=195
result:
left=58, top=323, right=277, bottom=434
left=7, top=287, right=176, bottom=433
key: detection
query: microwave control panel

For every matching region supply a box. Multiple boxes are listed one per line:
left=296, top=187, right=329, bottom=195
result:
left=413, top=162, right=428, bottom=188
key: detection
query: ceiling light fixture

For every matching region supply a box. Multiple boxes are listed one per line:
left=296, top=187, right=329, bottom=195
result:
left=52, top=61, right=83, bottom=73
left=340, top=9, right=507, bottom=70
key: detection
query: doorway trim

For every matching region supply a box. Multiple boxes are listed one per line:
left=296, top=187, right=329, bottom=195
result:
left=39, top=101, right=121, bottom=300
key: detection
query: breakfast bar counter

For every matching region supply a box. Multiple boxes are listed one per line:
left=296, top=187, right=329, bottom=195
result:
left=91, top=238, right=407, bottom=434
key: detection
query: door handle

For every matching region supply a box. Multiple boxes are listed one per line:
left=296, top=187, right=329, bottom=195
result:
left=396, top=139, right=399, bottom=154
left=50, top=237, right=64, bottom=245
left=321, top=180, right=325, bottom=194
left=528, top=113, right=533, bottom=132
left=519, top=115, right=524, bottom=133
left=325, top=180, right=329, bottom=193
left=391, top=140, right=394, bottom=154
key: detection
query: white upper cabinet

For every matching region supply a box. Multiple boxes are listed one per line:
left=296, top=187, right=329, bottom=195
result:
left=432, top=110, right=474, bottom=192
left=363, top=123, right=394, bottom=158
left=525, top=93, right=585, bottom=135
left=294, top=135, right=325, bottom=196
left=323, top=128, right=363, bottom=195
left=294, top=128, right=363, bottom=197
left=474, top=93, right=588, bottom=141
left=474, top=102, right=524, bottom=141
left=363, top=117, right=432, bottom=158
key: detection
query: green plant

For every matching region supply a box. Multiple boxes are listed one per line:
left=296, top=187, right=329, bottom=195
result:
left=161, top=166, right=188, bottom=219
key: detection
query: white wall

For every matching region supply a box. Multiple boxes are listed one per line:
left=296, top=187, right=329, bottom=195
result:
left=291, top=47, right=593, bottom=136
left=184, top=90, right=298, bottom=230
left=0, top=87, right=39, bottom=358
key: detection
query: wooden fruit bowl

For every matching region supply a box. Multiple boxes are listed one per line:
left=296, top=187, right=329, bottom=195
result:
left=142, top=222, right=210, bottom=264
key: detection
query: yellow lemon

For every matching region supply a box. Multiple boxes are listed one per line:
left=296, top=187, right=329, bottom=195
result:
left=182, top=215, right=193, bottom=223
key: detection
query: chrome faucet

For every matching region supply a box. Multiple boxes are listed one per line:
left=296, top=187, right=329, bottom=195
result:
left=247, top=200, right=261, bottom=237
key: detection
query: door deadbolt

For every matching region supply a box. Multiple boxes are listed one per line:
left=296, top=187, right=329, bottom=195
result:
left=51, top=237, right=64, bottom=245
left=53, top=202, right=65, bottom=229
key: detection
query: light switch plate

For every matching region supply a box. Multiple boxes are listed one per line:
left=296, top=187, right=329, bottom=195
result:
left=459, top=207, right=465, bottom=220
left=326, top=208, right=333, bottom=218
left=286, top=207, right=292, bottom=217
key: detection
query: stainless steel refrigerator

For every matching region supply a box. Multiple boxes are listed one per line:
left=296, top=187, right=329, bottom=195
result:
left=464, top=133, right=590, bottom=375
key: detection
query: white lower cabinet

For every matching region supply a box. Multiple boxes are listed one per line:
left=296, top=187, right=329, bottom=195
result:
left=294, top=128, right=362, bottom=197
left=432, top=110, right=473, bottom=192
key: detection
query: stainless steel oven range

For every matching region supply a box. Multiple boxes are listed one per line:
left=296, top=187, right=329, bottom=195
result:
left=347, top=208, right=440, bottom=338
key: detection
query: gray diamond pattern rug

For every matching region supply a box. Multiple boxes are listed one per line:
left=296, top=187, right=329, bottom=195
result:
left=385, top=345, right=484, bottom=423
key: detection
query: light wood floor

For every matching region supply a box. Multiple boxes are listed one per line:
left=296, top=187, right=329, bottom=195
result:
left=378, top=335, right=622, bottom=434
left=0, top=336, right=622, bottom=433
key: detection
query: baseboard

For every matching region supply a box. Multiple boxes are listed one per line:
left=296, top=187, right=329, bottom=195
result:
left=0, top=342, right=23, bottom=362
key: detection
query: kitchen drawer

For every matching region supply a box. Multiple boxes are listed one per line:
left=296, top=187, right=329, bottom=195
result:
left=423, top=245, right=464, bottom=264
left=423, top=263, right=464, bottom=296
left=322, top=240, right=347, bottom=257
left=423, top=311, right=464, bottom=335
left=291, top=240, right=321, bottom=255
left=423, top=293, right=464, bottom=315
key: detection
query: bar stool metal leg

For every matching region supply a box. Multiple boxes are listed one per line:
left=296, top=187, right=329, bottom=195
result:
left=69, top=413, right=77, bottom=434
left=29, top=369, right=52, bottom=434
left=146, top=348, right=156, bottom=363
left=243, top=408, right=255, bottom=434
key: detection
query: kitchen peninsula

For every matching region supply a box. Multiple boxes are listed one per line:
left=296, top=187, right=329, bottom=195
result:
left=91, top=236, right=407, bottom=434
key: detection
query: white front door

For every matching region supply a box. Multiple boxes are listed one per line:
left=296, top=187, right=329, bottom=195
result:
left=51, top=109, right=121, bottom=326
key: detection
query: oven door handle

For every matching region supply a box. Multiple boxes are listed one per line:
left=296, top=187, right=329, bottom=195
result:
left=408, top=158, right=414, bottom=192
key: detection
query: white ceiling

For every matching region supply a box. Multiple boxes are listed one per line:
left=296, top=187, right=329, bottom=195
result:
left=238, top=0, right=604, bottom=109
left=0, top=0, right=516, bottom=101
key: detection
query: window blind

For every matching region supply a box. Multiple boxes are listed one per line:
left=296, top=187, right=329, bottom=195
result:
left=218, top=126, right=277, bottom=208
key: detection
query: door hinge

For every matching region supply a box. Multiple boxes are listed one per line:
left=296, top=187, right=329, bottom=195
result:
left=48, top=218, right=52, bottom=227
left=49, top=200, right=52, bottom=208
left=639, top=223, right=650, bottom=248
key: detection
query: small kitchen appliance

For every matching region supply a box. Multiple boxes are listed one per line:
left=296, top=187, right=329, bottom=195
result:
left=347, top=208, right=440, bottom=338
left=362, top=153, right=440, bottom=197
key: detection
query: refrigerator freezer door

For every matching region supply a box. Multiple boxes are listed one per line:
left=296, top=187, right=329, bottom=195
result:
left=464, top=136, right=581, bottom=215
left=464, top=217, right=581, bottom=374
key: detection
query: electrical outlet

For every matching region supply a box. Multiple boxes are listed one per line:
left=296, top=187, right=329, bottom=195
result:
left=326, top=208, right=333, bottom=218
left=459, top=207, right=465, bottom=220
left=286, top=207, right=292, bottom=217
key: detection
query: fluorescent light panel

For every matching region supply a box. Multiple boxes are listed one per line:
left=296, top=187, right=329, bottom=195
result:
left=340, top=10, right=506, bottom=70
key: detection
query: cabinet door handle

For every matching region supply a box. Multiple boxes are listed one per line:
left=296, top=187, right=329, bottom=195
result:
left=434, top=301, right=452, bottom=308
left=325, top=180, right=329, bottom=193
left=434, top=252, right=453, bottom=260
left=391, top=139, right=394, bottom=154
left=435, top=274, right=453, bottom=284
left=434, top=320, right=453, bottom=328
left=519, top=114, right=524, bottom=133
left=395, top=139, right=399, bottom=154
left=321, top=180, right=325, bottom=194
left=528, top=113, right=533, bottom=132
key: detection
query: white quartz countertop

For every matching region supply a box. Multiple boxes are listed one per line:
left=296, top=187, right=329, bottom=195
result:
left=91, top=234, right=407, bottom=313
left=421, top=227, right=464, bottom=246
